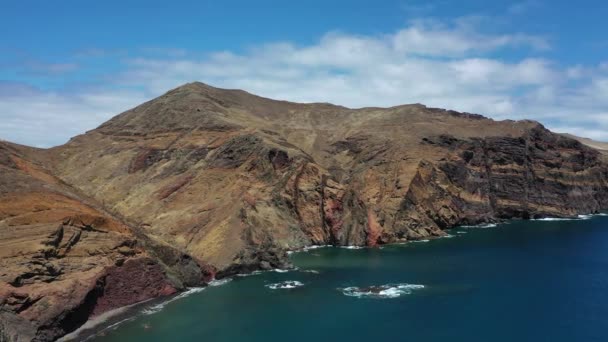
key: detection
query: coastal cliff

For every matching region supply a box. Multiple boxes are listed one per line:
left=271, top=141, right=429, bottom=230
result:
left=1, top=82, right=607, bottom=341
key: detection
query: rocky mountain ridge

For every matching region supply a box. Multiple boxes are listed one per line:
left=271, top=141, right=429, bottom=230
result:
left=2, top=82, right=607, bottom=341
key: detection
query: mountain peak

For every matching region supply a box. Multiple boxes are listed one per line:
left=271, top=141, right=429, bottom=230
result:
left=91, top=82, right=546, bottom=143
left=170, top=81, right=231, bottom=93
left=95, top=82, right=343, bottom=135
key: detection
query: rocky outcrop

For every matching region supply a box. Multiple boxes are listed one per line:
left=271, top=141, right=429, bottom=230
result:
left=0, top=143, right=212, bottom=341
left=2, top=82, right=608, bottom=340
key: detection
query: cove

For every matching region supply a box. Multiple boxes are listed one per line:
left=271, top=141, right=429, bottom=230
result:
left=88, top=215, right=608, bottom=342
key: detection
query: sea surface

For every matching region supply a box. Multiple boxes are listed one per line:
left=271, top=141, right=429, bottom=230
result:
left=90, top=215, right=608, bottom=342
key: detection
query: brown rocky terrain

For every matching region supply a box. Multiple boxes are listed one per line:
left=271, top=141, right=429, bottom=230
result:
left=0, top=141, right=214, bottom=341
left=2, top=82, right=608, bottom=341
left=561, top=133, right=608, bottom=153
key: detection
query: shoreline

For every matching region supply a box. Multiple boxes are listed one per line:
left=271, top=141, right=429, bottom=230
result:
left=65, top=212, right=608, bottom=340
left=59, top=295, right=177, bottom=341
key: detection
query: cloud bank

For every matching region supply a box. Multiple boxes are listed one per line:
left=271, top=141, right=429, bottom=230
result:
left=1, top=18, right=607, bottom=147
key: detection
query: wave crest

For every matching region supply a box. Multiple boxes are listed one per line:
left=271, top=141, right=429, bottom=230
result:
left=142, top=287, right=205, bottom=315
left=460, top=223, right=497, bottom=228
left=300, top=269, right=320, bottom=274
left=208, top=278, right=232, bottom=286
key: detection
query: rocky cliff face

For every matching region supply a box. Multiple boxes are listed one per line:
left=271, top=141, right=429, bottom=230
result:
left=0, top=142, right=214, bottom=341
left=2, top=82, right=607, bottom=341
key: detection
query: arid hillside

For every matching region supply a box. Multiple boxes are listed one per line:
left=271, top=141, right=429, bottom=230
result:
left=2, top=82, right=607, bottom=341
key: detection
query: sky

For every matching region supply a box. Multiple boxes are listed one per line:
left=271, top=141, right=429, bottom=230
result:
left=2, top=0, right=608, bottom=147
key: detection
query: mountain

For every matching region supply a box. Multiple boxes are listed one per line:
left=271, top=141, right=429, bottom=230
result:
left=2, top=82, right=608, bottom=341
left=560, top=133, right=608, bottom=153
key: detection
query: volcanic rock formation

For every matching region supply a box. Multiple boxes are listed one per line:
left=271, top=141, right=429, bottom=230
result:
left=1, top=82, right=607, bottom=340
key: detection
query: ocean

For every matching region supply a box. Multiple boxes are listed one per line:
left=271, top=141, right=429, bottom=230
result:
left=89, top=215, right=608, bottom=342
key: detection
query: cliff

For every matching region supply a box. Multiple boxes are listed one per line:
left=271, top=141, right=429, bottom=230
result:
left=1, top=82, right=607, bottom=340
left=0, top=142, right=214, bottom=341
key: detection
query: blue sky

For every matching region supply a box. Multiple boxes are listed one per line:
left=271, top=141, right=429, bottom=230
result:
left=2, top=0, right=608, bottom=146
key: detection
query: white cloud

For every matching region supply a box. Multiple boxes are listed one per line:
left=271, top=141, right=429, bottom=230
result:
left=0, top=86, right=147, bottom=147
left=507, top=0, right=542, bottom=15
left=1, top=18, right=607, bottom=147
left=392, top=24, right=549, bottom=56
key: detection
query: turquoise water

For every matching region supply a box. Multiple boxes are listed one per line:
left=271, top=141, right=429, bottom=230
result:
left=91, top=216, right=608, bottom=342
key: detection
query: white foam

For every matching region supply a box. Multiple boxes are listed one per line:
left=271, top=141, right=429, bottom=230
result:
left=303, top=245, right=332, bottom=251
left=340, top=245, right=364, bottom=250
left=300, top=269, right=320, bottom=274
left=265, top=280, right=304, bottom=290
left=532, top=215, right=594, bottom=221
left=460, top=223, right=497, bottom=228
left=341, top=283, right=425, bottom=299
left=208, top=278, right=232, bottom=286
left=442, top=234, right=455, bottom=239
left=412, top=239, right=430, bottom=243
left=532, top=217, right=576, bottom=221
left=456, top=231, right=468, bottom=234
left=173, top=287, right=206, bottom=299
left=107, top=317, right=135, bottom=330
left=530, top=213, right=608, bottom=221
left=141, top=287, right=206, bottom=315
left=141, top=305, right=163, bottom=315
left=288, top=245, right=332, bottom=254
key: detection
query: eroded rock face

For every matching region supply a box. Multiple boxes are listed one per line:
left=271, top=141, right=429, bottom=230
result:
left=2, top=82, right=608, bottom=340
left=0, top=143, right=212, bottom=341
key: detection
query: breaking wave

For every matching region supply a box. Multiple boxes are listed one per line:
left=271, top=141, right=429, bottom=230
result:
left=340, top=246, right=364, bottom=250
left=289, top=245, right=332, bottom=255
left=460, top=223, right=497, bottom=228
left=303, top=245, right=332, bottom=252
left=300, top=269, right=320, bottom=274
left=340, top=283, right=425, bottom=299
left=234, top=268, right=297, bottom=278
left=532, top=217, right=576, bottom=221
left=142, top=287, right=206, bottom=315
left=106, top=317, right=136, bottom=331
left=532, top=214, right=595, bottom=221
left=265, top=281, right=304, bottom=290
left=208, top=278, right=232, bottom=286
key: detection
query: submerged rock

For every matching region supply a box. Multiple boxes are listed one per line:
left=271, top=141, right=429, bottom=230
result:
left=265, top=281, right=304, bottom=290
left=341, top=284, right=425, bottom=299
